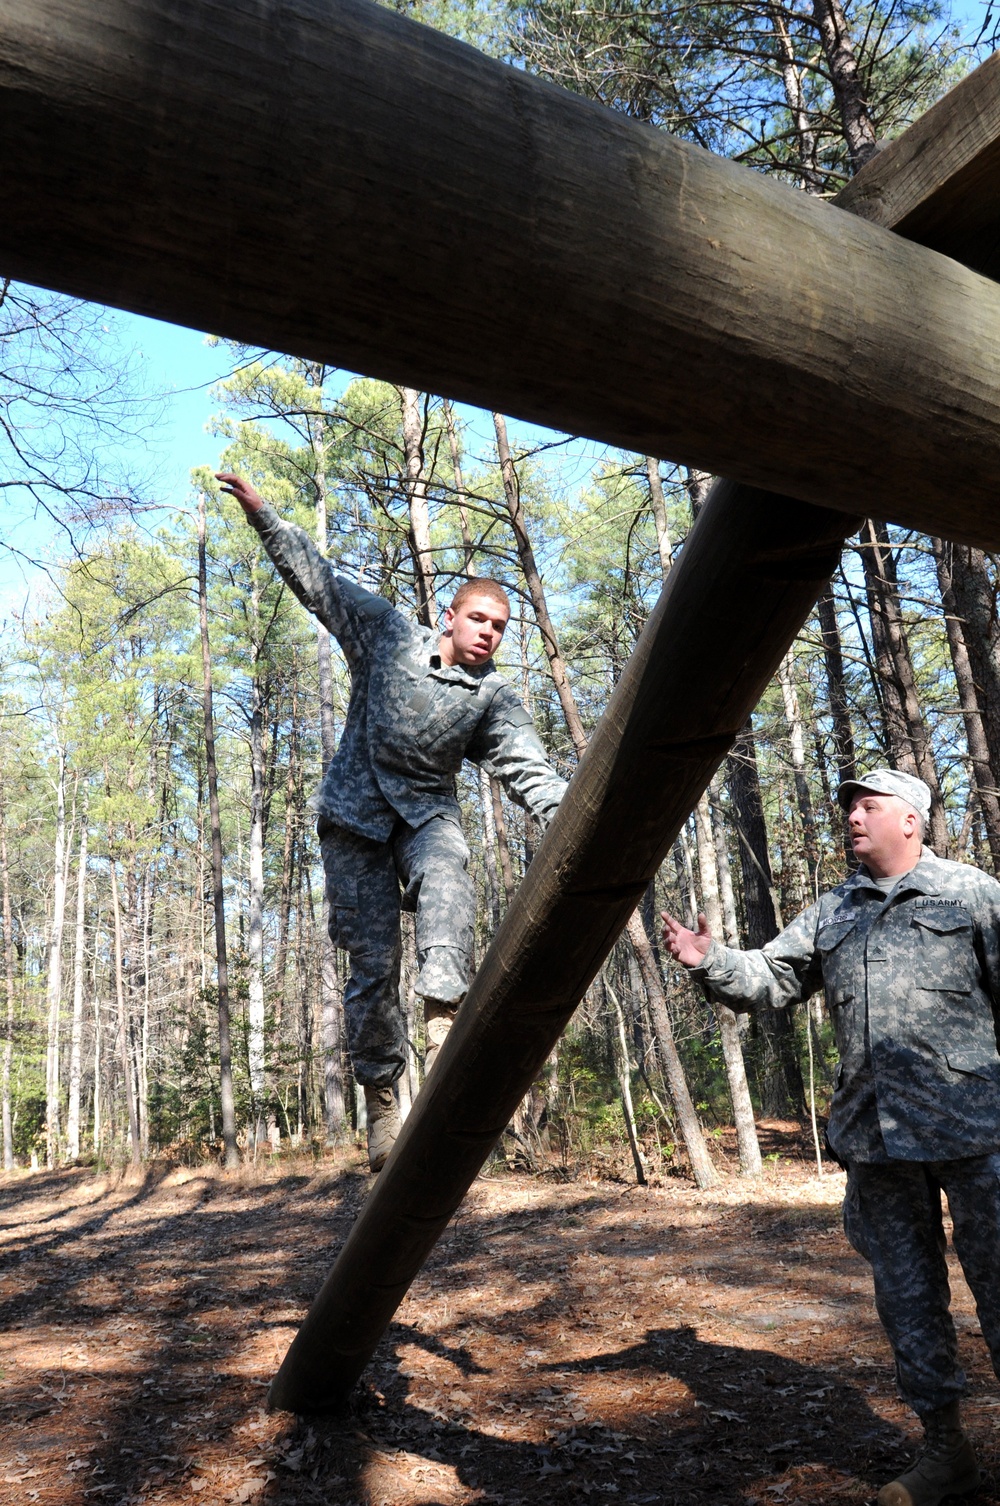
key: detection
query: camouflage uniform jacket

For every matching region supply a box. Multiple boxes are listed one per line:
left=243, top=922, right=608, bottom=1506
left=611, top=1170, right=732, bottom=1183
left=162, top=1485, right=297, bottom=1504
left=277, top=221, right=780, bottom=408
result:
left=249, top=504, right=567, bottom=841
left=690, top=849, right=1000, bottom=1163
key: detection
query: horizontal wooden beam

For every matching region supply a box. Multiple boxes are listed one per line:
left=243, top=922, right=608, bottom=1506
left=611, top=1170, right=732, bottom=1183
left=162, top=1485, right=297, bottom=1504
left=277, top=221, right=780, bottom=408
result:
left=837, top=50, right=1000, bottom=280
left=5, top=1, right=1000, bottom=545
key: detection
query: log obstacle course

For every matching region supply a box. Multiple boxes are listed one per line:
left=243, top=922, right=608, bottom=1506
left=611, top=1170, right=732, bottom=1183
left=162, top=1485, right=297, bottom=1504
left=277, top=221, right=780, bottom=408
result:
left=4, top=0, right=1000, bottom=1413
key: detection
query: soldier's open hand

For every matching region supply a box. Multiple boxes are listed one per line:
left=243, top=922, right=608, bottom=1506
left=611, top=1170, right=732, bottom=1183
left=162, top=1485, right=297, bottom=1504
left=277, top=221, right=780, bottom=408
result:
left=661, top=910, right=714, bottom=967
left=216, top=472, right=265, bottom=516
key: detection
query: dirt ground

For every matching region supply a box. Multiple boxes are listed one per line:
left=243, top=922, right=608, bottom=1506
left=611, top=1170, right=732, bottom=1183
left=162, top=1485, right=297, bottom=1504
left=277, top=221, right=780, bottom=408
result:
left=1, top=1123, right=999, bottom=1506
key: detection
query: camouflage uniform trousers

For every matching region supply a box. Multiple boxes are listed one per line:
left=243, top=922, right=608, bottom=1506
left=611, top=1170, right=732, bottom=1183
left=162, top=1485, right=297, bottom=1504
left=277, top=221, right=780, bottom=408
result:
left=844, top=1155, right=1000, bottom=1414
left=318, top=815, right=475, bottom=1087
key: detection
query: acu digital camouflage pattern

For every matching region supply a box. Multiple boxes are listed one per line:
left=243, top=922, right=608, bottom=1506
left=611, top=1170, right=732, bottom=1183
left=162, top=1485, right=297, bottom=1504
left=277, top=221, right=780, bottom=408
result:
left=844, top=1155, right=1000, bottom=1413
left=690, top=847, right=1000, bottom=1163
left=693, top=846, right=1000, bottom=1417
left=250, top=503, right=567, bottom=1087
left=249, top=504, right=566, bottom=838
left=319, top=815, right=474, bottom=1086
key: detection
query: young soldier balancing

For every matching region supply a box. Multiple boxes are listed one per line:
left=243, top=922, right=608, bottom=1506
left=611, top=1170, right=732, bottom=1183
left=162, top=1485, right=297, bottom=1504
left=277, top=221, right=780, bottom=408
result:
left=218, top=473, right=566, bottom=1171
left=663, top=769, right=1000, bottom=1506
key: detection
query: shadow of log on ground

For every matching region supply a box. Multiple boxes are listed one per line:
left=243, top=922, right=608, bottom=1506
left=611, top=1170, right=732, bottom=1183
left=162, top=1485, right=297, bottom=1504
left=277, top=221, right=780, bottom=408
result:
left=0, top=1138, right=996, bottom=1505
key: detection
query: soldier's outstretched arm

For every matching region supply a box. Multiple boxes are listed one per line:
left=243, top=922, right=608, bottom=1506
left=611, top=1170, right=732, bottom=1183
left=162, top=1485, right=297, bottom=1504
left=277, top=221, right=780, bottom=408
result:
left=215, top=472, right=391, bottom=660
left=467, top=689, right=568, bottom=828
left=672, top=901, right=826, bottom=1014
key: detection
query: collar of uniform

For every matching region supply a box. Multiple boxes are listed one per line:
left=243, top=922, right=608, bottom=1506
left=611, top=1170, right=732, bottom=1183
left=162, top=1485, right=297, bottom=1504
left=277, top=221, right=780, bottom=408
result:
left=425, top=630, right=496, bottom=686
left=847, top=845, right=941, bottom=899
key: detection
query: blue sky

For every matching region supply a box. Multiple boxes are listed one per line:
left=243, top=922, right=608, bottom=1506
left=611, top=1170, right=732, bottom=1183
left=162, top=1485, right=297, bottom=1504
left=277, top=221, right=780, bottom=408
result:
left=0, top=303, right=604, bottom=616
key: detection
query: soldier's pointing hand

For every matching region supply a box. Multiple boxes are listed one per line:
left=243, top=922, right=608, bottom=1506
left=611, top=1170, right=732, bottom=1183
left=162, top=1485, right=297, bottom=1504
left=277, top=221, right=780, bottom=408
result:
left=661, top=910, right=714, bottom=967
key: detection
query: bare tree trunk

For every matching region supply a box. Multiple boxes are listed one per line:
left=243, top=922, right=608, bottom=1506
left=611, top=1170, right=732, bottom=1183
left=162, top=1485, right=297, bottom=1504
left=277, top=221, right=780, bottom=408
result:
left=946, top=546, right=1000, bottom=789
left=859, top=521, right=949, bottom=851
left=305, top=389, right=349, bottom=1145
left=92, top=994, right=102, bottom=1160
left=693, top=793, right=762, bottom=1176
left=816, top=589, right=857, bottom=867
left=274, top=673, right=299, bottom=1029
left=45, top=745, right=68, bottom=1169
left=811, top=0, right=879, bottom=171
left=605, top=971, right=645, bottom=1185
left=479, top=767, right=502, bottom=927
left=493, top=411, right=587, bottom=757
left=443, top=398, right=475, bottom=573
left=401, top=387, right=437, bottom=628
left=768, top=0, right=824, bottom=188
left=623, top=909, right=718, bottom=1187
left=709, top=777, right=740, bottom=947
left=645, top=457, right=672, bottom=583
left=727, top=724, right=805, bottom=1119
left=66, top=807, right=89, bottom=1160
left=490, top=777, right=516, bottom=905
left=684, top=467, right=713, bottom=519
left=199, top=491, right=240, bottom=1169
left=932, top=539, right=1000, bottom=871
left=0, top=788, right=15, bottom=1170
left=778, top=651, right=819, bottom=906
left=247, top=682, right=267, bottom=1148
left=109, top=856, right=141, bottom=1167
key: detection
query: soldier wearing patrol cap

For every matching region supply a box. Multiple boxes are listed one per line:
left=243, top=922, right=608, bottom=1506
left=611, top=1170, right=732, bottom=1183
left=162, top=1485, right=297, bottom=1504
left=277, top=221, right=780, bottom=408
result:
left=663, top=767, right=1000, bottom=1506
left=217, top=473, right=567, bottom=1172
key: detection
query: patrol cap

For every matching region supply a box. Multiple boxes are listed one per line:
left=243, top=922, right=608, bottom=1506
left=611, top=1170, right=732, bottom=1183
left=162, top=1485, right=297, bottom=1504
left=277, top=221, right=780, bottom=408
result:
left=836, top=768, right=931, bottom=822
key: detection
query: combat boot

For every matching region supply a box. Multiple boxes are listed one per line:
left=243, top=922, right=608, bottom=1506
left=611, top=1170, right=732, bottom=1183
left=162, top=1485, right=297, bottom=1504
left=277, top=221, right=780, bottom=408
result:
left=363, top=1085, right=401, bottom=1172
left=423, top=999, right=461, bottom=1077
left=877, top=1401, right=980, bottom=1505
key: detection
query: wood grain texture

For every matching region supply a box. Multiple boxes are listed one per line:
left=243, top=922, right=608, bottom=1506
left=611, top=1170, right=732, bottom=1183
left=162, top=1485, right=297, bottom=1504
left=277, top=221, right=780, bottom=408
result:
left=837, top=50, right=1000, bottom=279
left=4, top=0, right=1000, bottom=543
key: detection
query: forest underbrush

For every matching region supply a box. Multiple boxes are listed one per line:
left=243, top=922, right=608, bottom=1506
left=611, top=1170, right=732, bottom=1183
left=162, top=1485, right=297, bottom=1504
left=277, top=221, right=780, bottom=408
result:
left=1, top=1123, right=998, bottom=1506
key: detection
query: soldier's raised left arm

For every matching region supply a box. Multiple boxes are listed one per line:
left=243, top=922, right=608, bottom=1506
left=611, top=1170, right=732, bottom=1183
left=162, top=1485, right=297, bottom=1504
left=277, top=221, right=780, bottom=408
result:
left=466, top=688, right=567, bottom=827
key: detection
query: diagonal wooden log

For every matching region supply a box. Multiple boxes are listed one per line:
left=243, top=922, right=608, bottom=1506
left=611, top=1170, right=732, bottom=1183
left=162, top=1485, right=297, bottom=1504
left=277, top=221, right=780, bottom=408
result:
left=5, top=1, right=1000, bottom=544
left=837, top=50, right=1000, bottom=278
left=268, top=483, right=854, bottom=1412
left=266, top=42, right=1000, bottom=1417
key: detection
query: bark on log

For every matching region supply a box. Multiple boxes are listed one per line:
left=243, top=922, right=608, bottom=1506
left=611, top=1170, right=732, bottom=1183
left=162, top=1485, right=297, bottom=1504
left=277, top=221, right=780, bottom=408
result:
left=6, top=1, right=1000, bottom=544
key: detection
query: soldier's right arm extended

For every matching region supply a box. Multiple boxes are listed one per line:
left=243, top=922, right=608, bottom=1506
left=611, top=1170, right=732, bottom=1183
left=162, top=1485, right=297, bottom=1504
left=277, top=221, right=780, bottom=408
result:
left=245, top=503, right=392, bottom=657
left=689, top=902, right=825, bottom=1013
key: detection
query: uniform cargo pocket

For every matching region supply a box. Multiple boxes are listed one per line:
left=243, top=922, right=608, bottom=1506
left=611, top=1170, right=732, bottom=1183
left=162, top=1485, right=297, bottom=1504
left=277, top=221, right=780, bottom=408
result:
left=945, top=1048, right=1000, bottom=1080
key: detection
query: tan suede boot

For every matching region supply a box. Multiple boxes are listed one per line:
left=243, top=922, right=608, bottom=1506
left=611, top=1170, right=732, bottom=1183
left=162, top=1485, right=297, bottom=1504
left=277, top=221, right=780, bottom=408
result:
left=423, top=999, right=460, bottom=1077
left=364, top=1085, right=401, bottom=1172
left=877, top=1402, right=980, bottom=1506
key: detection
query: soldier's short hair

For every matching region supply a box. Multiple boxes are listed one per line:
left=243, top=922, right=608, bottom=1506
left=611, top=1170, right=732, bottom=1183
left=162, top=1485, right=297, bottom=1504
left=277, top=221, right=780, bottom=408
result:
left=450, top=578, right=511, bottom=614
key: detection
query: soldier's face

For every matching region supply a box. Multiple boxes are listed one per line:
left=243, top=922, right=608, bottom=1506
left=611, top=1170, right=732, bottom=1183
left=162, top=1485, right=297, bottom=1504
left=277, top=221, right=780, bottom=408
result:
left=442, top=595, right=510, bottom=665
left=847, top=793, right=919, bottom=873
